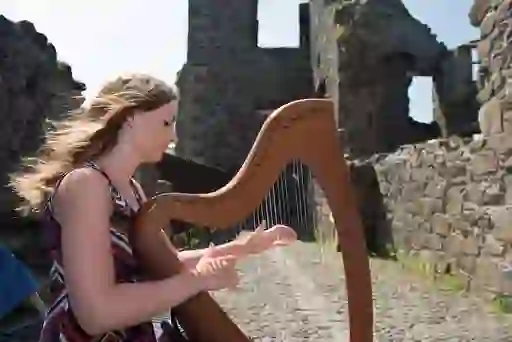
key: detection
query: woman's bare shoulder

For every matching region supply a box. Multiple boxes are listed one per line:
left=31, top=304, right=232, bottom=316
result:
left=53, top=167, right=112, bottom=219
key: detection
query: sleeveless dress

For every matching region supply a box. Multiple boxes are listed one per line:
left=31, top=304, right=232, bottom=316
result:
left=39, top=162, right=158, bottom=342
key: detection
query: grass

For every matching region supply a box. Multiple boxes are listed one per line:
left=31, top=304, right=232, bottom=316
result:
left=395, top=250, right=512, bottom=315
left=491, top=295, right=512, bottom=315
left=394, top=250, right=467, bottom=294
left=312, top=216, right=339, bottom=262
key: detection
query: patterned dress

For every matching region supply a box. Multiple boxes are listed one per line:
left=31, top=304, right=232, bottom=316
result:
left=39, top=162, right=158, bottom=342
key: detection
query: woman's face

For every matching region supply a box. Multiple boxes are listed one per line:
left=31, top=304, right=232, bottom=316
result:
left=128, top=100, right=178, bottom=163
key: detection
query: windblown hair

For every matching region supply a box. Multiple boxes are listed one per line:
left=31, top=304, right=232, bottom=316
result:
left=10, top=73, right=178, bottom=215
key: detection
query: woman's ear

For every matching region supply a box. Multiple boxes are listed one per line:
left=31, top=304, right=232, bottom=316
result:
left=124, top=115, right=135, bottom=128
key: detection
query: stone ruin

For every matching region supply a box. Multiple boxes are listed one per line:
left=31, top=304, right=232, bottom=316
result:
left=365, top=0, right=512, bottom=300
left=0, top=15, right=85, bottom=336
left=176, top=0, right=479, bottom=166
left=1, top=0, right=511, bottom=318
left=173, top=0, right=483, bottom=249
left=0, top=15, right=85, bottom=281
left=311, top=0, right=479, bottom=155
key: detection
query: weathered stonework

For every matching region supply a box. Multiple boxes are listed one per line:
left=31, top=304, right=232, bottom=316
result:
left=176, top=0, right=479, bottom=167
left=175, top=0, right=312, bottom=171
left=0, top=15, right=84, bottom=279
left=310, top=0, right=478, bottom=157
left=374, top=134, right=512, bottom=297
left=432, top=44, right=480, bottom=137
left=472, top=0, right=512, bottom=136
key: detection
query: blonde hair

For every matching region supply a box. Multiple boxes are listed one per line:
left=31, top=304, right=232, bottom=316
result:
left=10, top=73, right=178, bottom=215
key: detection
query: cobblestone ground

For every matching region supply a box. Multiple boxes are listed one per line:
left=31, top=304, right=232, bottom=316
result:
left=212, top=242, right=512, bottom=342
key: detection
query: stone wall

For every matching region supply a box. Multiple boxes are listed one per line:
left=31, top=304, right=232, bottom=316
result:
left=374, top=135, right=512, bottom=297
left=472, top=0, right=512, bottom=136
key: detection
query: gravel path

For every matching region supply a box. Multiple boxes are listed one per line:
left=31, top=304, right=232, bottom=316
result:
left=212, top=242, right=512, bottom=342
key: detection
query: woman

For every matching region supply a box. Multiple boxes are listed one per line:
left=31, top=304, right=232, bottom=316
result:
left=10, top=74, right=296, bottom=341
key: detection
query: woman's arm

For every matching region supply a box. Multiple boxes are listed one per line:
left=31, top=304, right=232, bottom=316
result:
left=130, top=180, right=249, bottom=270
left=54, top=169, right=205, bottom=335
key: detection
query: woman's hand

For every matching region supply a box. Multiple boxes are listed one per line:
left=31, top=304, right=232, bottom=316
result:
left=193, top=250, right=239, bottom=291
left=237, top=220, right=297, bottom=255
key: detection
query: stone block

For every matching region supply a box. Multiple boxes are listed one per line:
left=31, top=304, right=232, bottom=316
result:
left=492, top=71, right=507, bottom=94
left=502, top=109, right=512, bottom=133
left=480, top=9, right=497, bottom=36
left=476, top=80, right=493, bottom=104
left=461, top=236, right=480, bottom=256
left=486, top=133, right=512, bottom=156
left=481, top=234, right=506, bottom=256
left=501, top=274, right=512, bottom=295
left=476, top=210, right=493, bottom=231
left=466, top=182, right=485, bottom=205
left=469, top=0, right=493, bottom=27
left=497, top=80, right=512, bottom=111
left=496, top=0, right=512, bottom=22
left=470, top=149, right=499, bottom=177
left=403, top=201, right=420, bottom=216
left=503, top=174, right=512, bottom=203
left=487, top=205, right=512, bottom=243
left=489, top=53, right=506, bottom=74
left=444, top=234, right=464, bottom=257
left=418, top=198, right=443, bottom=218
left=483, top=180, right=505, bottom=205
left=476, top=76, right=494, bottom=104
left=424, top=233, right=443, bottom=251
left=432, top=213, right=451, bottom=236
left=451, top=218, right=472, bottom=236
left=457, top=255, right=477, bottom=274
left=401, top=182, right=425, bottom=201
left=440, top=160, right=468, bottom=180
left=410, top=231, right=428, bottom=250
left=503, top=155, right=512, bottom=167
left=474, top=256, right=503, bottom=293
left=424, top=178, right=447, bottom=198
left=410, top=167, right=434, bottom=183
left=469, top=138, right=486, bottom=153
left=479, top=97, right=503, bottom=136
left=446, top=186, right=466, bottom=215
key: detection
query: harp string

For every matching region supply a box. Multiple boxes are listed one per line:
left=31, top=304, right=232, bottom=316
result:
left=227, top=160, right=317, bottom=241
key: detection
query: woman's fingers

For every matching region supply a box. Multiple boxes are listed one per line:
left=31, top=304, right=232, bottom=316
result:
left=255, top=220, right=266, bottom=233
left=268, top=225, right=298, bottom=243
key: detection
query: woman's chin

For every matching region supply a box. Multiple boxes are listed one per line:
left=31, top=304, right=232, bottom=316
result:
left=152, top=151, right=166, bottom=163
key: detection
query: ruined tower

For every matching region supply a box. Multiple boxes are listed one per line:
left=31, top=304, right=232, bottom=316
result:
left=176, top=0, right=313, bottom=171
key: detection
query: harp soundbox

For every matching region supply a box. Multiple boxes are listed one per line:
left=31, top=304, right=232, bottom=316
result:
left=131, top=99, right=374, bottom=342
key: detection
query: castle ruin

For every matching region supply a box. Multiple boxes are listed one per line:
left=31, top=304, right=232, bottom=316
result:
left=1, top=0, right=511, bottom=315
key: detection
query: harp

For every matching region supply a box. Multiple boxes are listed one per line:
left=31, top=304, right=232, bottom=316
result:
left=131, top=99, right=374, bottom=342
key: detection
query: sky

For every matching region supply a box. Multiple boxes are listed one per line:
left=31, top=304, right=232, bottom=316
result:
left=1, top=0, right=478, bottom=123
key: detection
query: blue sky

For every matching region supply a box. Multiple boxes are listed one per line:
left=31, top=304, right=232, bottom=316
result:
left=1, top=0, right=478, bottom=123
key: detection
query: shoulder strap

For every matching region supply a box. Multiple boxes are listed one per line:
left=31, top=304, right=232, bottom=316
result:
left=45, top=162, right=115, bottom=214
left=129, top=178, right=144, bottom=205
left=84, top=161, right=114, bottom=187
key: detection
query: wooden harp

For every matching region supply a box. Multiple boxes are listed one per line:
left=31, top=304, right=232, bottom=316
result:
left=131, top=99, right=374, bottom=342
